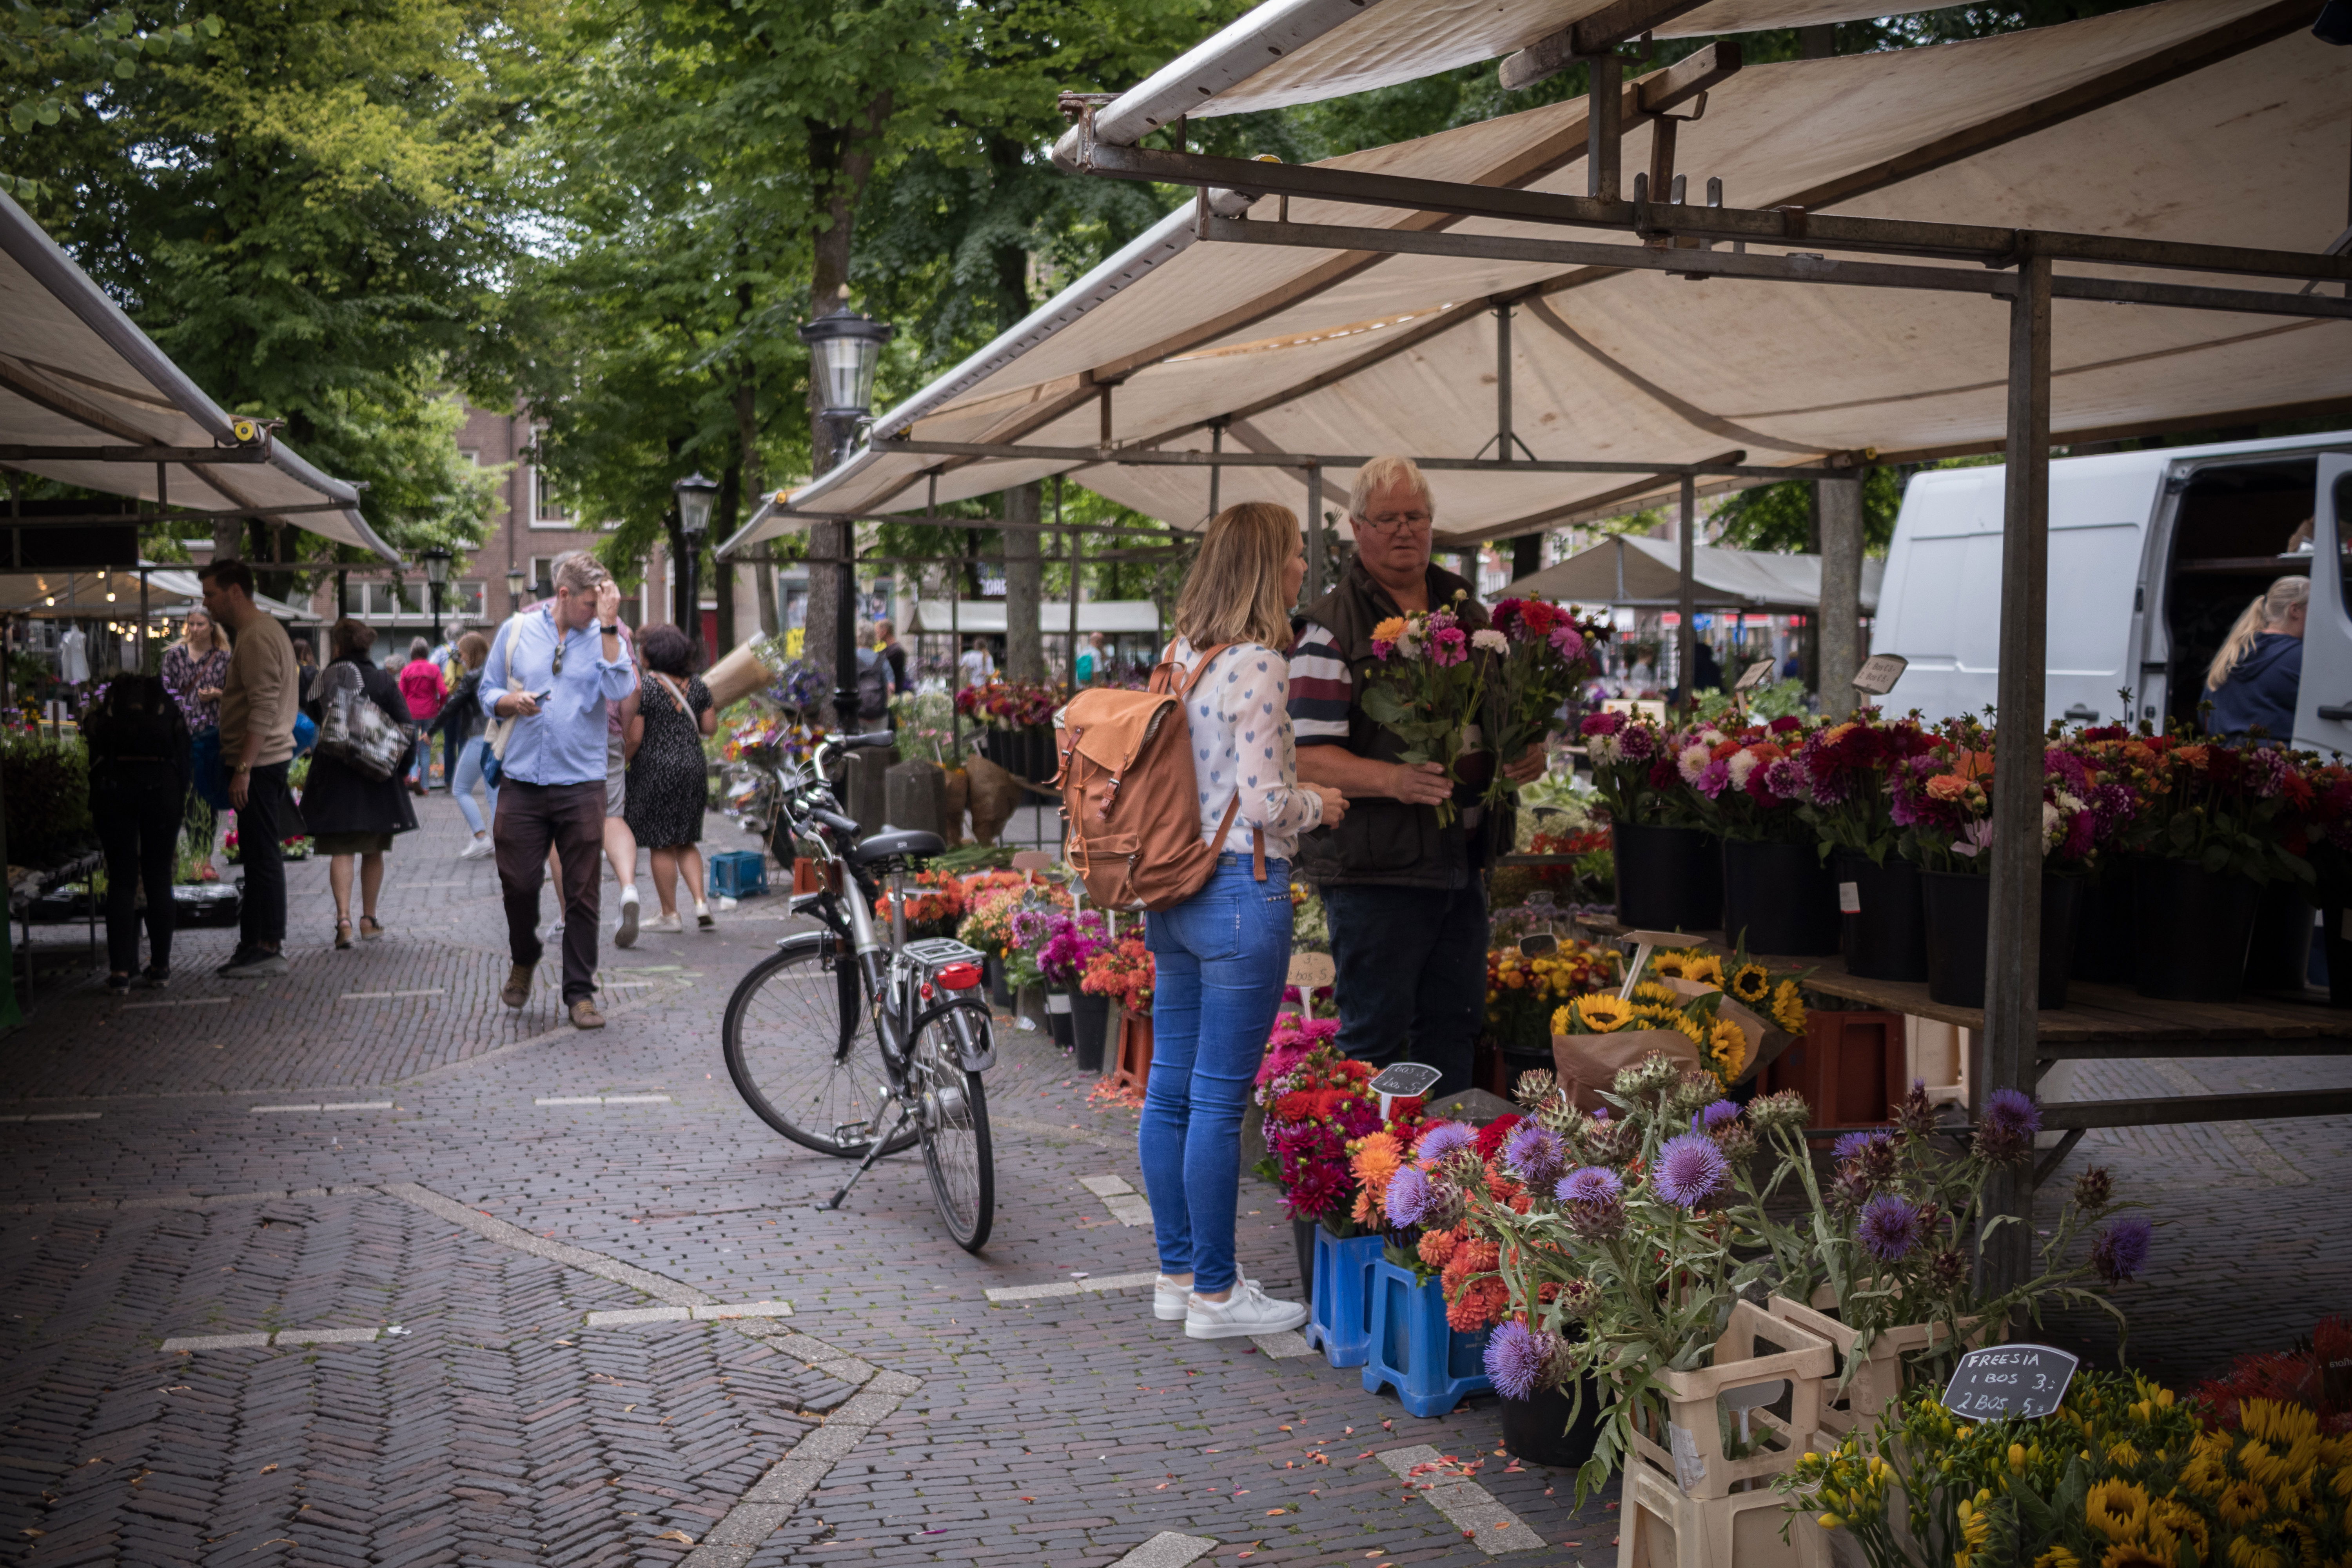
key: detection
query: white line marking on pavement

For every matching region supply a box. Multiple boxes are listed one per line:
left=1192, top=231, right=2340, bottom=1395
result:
left=339, top=988, right=445, bottom=1000
left=0, top=1112, right=99, bottom=1122
left=250, top=1102, right=395, bottom=1113
left=533, top=1093, right=674, bottom=1106
left=1379, top=1444, right=1548, bottom=1555
left=162, top=1325, right=383, bottom=1352
left=1250, top=1330, right=1313, bottom=1358
left=984, top=1271, right=1158, bottom=1303
left=1078, top=1174, right=1134, bottom=1197
left=583, top=1301, right=793, bottom=1327
left=1107, top=1532, right=1219, bottom=1568
left=118, top=997, right=232, bottom=1010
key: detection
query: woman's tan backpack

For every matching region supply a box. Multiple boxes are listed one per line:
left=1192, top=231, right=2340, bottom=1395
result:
left=1054, top=642, right=1263, bottom=911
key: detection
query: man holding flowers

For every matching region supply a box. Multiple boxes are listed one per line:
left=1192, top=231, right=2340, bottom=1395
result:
left=1289, top=456, right=1552, bottom=1095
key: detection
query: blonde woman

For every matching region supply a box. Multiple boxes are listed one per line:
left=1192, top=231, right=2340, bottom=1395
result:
left=2204, top=574, right=2309, bottom=740
left=160, top=609, right=232, bottom=880
left=1140, top=501, right=1348, bottom=1343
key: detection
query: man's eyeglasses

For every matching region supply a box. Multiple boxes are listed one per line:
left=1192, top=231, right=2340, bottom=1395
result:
left=1356, top=509, right=1432, bottom=535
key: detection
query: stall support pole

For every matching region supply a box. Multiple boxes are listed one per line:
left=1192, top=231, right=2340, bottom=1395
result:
left=1062, top=476, right=1080, bottom=690
left=1818, top=477, right=1864, bottom=717
left=1304, top=464, right=1324, bottom=607
left=1980, top=247, right=2053, bottom=1296
left=1675, top=474, right=1696, bottom=708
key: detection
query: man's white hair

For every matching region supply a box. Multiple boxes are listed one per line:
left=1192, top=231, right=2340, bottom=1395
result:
left=1347, top=456, right=1435, bottom=522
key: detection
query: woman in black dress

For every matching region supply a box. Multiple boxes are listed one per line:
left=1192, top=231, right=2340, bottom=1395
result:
left=622, top=624, right=716, bottom=933
left=303, top=619, right=418, bottom=947
left=83, top=675, right=191, bottom=991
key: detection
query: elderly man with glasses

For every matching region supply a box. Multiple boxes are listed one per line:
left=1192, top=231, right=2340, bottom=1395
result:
left=481, top=551, right=637, bottom=1027
left=1289, top=456, right=1547, bottom=1096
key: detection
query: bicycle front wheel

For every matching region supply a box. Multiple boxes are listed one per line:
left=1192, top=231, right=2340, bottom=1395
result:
left=911, top=1001, right=994, bottom=1252
left=723, top=937, right=915, bottom=1160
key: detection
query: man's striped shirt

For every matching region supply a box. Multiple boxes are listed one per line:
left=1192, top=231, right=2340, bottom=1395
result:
left=1288, top=624, right=1353, bottom=747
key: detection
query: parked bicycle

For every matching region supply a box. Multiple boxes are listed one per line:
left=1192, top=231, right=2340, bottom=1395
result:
left=720, top=731, right=996, bottom=1252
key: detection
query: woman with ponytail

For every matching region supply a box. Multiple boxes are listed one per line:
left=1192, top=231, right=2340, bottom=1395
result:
left=2205, top=574, right=2310, bottom=740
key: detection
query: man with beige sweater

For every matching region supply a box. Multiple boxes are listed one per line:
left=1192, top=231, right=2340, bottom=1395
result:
left=202, top=559, right=305, bottom=978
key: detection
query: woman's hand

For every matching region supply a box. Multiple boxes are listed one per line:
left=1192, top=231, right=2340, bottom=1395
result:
left=1317, top=785, right=1348, bottom=828
left=196, top=686, right=222, bottom=703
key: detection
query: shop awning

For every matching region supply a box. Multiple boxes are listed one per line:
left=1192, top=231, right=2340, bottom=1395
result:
left=1506, top=533, right=1884, bottom=612
left=0, top=191, right=399, bottom=563
left=0, top=561, right=306, bottom=620
left=724, top=0, right=2349, bottom=554
left=907, top=599, right=1165, bottom=635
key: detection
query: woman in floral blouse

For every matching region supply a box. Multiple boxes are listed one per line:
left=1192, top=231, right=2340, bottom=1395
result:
left=160, top=609, right=231, bottom=879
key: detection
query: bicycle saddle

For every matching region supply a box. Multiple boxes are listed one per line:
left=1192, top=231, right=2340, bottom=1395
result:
left=846, top=827, right=947, bottom=866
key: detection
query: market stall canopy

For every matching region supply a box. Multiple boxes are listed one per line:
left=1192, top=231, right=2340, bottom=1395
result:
left=0, top=192, right=399, bottom=563
left=907, top=599, right=1164, bottom=635
left=1507, top=533, right=1883, bottom=612
left=725, top=0, right=2350, bottom=555
left=0, top=562, right=305, bottom=619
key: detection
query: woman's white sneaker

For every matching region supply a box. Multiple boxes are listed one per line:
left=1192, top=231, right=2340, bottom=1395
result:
left=1183, top=1280, right=1307, bottom=1340
left=1154, top=1275, right=1192, bottom=1321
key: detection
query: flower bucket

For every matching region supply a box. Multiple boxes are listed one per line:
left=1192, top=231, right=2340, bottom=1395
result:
left=1112, top=1007, right=1155, bottom=1094
left=2069, top=855, right=2138, bottom=983
left=1920, top=869, right=2079, bottom=1010
left=1831, top=850, right=1927, bottom=981
left=1765, top=1292, right=1982, bottom=1440
left=1498, top=1376, right=1604, bottom=1468
left=1552, top=1028, right=1699, bottom=1113
left=985, top=955, right=1011, bottom=1009
left=1303, top=1227, right=1385, bottom=1368
left=2323, top=901, right=2352, bottom=1008
left=2131, top=858, right=2260, bottom=1002
left=1721, top=839, right=1840, bottom=956
left=1612, top=821, right=1722, bottom=933
left=1361, top=1258, right=1491, bottom=1418
left=2243, top=878, right=2315, bottom=995
left=1071, top=990, right=1111, bottom=1071
left=1291, top=1218, right=1317, bottom=1307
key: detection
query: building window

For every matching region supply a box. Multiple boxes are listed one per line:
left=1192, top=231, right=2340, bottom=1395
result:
left=458, top=447, right=481, bottom=467
left=531, top=465, right=567, bottom=526
left=528, top=556, right=554, bottom=593
left=445, top=581, right=486, bottom=621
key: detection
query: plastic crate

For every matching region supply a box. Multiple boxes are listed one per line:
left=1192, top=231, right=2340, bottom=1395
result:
left=1360, top=1258, right=1492, bottom=1418
left=708, top=850, right=769, bottom=900
left=1303, top=1229, right=1385, bottom=1369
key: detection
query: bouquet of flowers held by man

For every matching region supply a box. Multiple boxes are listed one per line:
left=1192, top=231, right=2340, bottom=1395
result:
left=1359, top=591, right=1494, bottom=828
left=1480, top=597, right=1609, bottom=805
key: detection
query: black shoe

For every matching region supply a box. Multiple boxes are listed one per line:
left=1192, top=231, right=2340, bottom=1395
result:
left=215, top=945, right=260, bottom=975
left=104, top=972, right=132, bottom=994
left=138, top=965, right=170, bottom=989
left=218, top=949, right=289, bottom=979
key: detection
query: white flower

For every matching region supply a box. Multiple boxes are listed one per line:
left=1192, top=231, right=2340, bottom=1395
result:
left=2042, top=800, right=2063, bottom=849
left=1471, top=629, right=1509, bottom=655
left=1677, top=743, right=1712, bottom=786
left=1588, top=734, right=1622, bottom=766
left=1728, top=751, right=1760, bottom=793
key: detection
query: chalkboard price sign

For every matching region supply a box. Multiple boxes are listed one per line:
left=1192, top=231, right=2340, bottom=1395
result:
left=1940, top=1344, right=2080, bottom=1420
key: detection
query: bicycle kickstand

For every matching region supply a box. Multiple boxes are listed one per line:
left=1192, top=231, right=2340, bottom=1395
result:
left=813, top=1097, right=914, bottom=1214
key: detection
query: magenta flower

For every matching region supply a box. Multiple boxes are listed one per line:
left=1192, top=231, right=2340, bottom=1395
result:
left=1549, top=624, right=1585, bottom=661
left=1429, top=627, right=1468, bottom=668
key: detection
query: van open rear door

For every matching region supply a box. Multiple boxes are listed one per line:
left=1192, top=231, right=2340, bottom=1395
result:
left=2296, top=455, right=2352, bottom=754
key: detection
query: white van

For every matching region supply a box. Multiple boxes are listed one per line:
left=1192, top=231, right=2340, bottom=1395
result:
left=1873, top=431, right=2352, bottom=749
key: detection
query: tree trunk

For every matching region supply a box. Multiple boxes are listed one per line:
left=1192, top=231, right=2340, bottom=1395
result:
left=1817, top=475, right=1866, bottom=719
left=1002, top=483, right=1044, bottom=682
left=753, top=548, right=779, bottom=639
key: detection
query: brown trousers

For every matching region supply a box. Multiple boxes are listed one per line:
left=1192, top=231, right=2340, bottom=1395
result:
left=494, top=779, right=604, bottom=1004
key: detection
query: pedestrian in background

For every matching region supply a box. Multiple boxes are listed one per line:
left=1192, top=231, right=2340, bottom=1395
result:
left=201, top=558, right=304, bottom=978
left=1141, top=501, right=1346, bottom=1342
left=623, top=623, right=716, bottom=933
left=83, top=673, right=190, bottom=991
left=439, top=631, right=496, bottom=860
left=160, top=608, right=230, bottom=883
left=399, top=635, right=446, bottom=794
left=481, top=554, right=635, bottom=1027
left=305, top=619, right=418, bottom=948
left=875, top=619, right=911, bottom=694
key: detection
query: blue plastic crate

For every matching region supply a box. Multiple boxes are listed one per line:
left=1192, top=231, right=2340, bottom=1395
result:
left=1303, top=1229, right=1385, bottom=1369
left=708, top=850, right=769, bottom=900
left=1361, top=1258, right=1492, bottom=1418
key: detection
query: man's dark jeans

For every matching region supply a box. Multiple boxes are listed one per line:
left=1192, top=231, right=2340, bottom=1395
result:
left=1321, top=879, right=1489, bottom=1098
left=494, top=779, right=605, bottom=1004
left=236, top=761, right=297, bottom=951
left=94, top=773, right=181, bottom=974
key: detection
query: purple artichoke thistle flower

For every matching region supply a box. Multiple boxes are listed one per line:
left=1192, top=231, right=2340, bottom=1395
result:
left=1857, top=1193, right=1926, bottom=1262
left=2090, top=1216, right=2152, bottom=1285
left=1483, top=1319, right=1555, bottom=1401
left=1415, top=1121, right=1477, bottom=1161
left=1556, top=1166, right=1623, bottom=1205
left=1385, top=1164, right=1432, bottom=1227
left=1502, top=1122, right=1566, bottom=1188
left=1653, top=1133, right=1729, bottom=1210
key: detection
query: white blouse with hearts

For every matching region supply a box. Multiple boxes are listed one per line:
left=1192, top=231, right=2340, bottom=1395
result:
left=1167, top=636, right=1326, bottom=860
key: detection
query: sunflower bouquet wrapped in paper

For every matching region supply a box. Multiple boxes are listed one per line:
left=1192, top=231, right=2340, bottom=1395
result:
left=1643, top=941, right=1810, bottom=1087
left=1359, top=590, right=1494, bottom=827
left=1546, top=983, right=1729, bottom=1108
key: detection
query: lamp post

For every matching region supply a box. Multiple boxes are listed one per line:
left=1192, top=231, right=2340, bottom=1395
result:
left=506, top=565, right=526, bottom=615
left=797, top=301, right=895, bottom=734
left=673, top=472, right=718, bottom=660
left=421, top=546, right=452, bottom=642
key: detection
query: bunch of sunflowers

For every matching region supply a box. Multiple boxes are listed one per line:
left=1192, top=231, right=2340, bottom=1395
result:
left=1651, top=944, right=1810, bottom=1038
left=1550, top=984, right=1750, bottom=1089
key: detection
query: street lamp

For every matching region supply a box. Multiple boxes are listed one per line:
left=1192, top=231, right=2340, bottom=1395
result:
left=506, top=565, right=526, bottom=614
left=797, top=300, right=896, bottom=733
left=673, top=472, right=718, bottom=657
left=420, top=546, right=452, bottom=642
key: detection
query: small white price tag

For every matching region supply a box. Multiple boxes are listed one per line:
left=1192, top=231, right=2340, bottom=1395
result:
left=1838, top=882, right=1862, bottom=914
left=1047, top=992, right=1072, bottom=1014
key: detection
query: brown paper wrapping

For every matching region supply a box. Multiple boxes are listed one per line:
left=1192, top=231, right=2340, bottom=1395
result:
left=1550, top=1028, right=1701, bottom=1112
left=1657, top=977, right=1787, bottom=1085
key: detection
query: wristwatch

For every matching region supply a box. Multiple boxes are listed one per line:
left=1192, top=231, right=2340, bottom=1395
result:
left=599, top=621, right=619, bottom=635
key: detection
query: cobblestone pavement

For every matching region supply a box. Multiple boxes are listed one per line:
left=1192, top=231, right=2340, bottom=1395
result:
left=1, top=796, right=2346, bottom=1565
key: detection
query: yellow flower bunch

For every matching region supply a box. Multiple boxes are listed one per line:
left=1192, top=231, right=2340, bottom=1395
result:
left=1704, top=1018, right=1748, bottom=1087
left=1650, top=948, right=1724, bottom=987
left=1728, top=960, right=1773, bottom=1005
left=1771, top=978, right=1808, bottom=1035
left=1552, top=993, right=1635, bottom=1034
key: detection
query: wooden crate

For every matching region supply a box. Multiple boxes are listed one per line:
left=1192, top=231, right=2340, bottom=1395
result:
left=1623, top=1299, right=1834, bottom=1502
left=1767, top=1290, right=1984, bottom=1439
left=1766, top=1011, right=1908, bottom=1127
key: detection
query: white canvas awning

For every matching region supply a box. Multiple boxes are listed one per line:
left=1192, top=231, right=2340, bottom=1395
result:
left=907, top=599, right=1165, bottom=635
left=0, top=191, right=399, bottom=563
left=724, top=0, right=2349, bottom=555
left=1507, top=534, right=1884, bottom=612
left=0, top=561, right=305, bottom=620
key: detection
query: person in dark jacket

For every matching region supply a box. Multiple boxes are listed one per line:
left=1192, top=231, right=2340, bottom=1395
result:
left=436, top=630, right=495, bottom=859
left=304, top=618, right=418, bottom=947
left=83, top=675, right=191, bottom=991
left=2205, top=575, right=2308, bottom=742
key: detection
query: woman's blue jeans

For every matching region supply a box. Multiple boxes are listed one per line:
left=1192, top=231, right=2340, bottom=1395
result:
left=1140, top=855, right=1294, bottom=1294
left=452, top=736, right=498, bottom=836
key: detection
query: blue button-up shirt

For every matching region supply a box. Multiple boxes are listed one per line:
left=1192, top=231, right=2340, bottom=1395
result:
left=480, top=606, right=637, bottom=786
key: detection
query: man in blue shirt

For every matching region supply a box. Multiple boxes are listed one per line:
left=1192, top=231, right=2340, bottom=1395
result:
left=482, top=553, right=637, bottom=1026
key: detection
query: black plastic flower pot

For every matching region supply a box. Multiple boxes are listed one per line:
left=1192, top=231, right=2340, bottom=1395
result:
left=1721, top=838, right=1841, bottom=956
left=2069, top=856, right=2139, bottom=984
left=1045, top=986, right=1075, bottom=1048
left=1498, top=1377, right=1605, bottom=1468
left=2132, top=859, right=2261, bottom=1002
left=1071, top=991, right=1111, bottom=1072
left=1920, top=869, right=2080, bottom=1010
left=2323, top=902, right=2352, bottom=1007
left=985, top=956, right=1011, bottom=1009
left=1832, top=849, right=1929, bottom=980
left=2243, top=879, right=2316, bottom=995
left=1292, top=1218, right=1317, bottom=1306
left=1610, top=821, right=1722, bottom=933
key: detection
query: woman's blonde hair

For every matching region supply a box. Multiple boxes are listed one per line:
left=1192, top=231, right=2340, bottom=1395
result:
left=1175, top=502, right=1299, bottom=651
left=2207, top=574, right=2310, bottom=690
left=181, top=610, right=227, bottom=654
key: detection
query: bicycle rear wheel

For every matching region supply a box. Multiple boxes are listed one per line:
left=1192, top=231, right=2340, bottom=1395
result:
left=723, top=937, right=916, bottom=1159
left=911, top=1001, right=994, bottom=1252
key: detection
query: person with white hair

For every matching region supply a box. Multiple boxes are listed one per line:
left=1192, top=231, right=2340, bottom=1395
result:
left=1287, top=456, right=1550, bottom=1098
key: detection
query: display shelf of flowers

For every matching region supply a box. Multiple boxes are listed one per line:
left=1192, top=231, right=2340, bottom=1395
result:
left=953, top=681, right=1063, bottom=784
